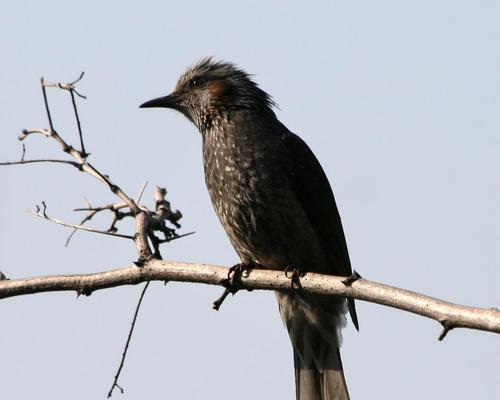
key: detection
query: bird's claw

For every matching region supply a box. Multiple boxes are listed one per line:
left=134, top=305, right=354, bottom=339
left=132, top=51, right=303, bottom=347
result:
left=227, top=261, right=254, bottom=282
left=212, top=262, right=256, bottom=311
left=285, top=266, right=304, bottom=290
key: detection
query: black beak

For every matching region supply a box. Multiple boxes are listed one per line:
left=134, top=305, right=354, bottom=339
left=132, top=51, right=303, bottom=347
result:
left=139, top=94, right=180, bottom=109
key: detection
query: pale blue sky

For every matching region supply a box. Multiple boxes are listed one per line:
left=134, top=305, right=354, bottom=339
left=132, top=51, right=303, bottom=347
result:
left=1, top=1, right=499, bottom=399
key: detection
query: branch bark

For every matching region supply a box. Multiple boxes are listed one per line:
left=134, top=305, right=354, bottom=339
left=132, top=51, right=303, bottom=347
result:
left=1, top=260, right=498, bottom=339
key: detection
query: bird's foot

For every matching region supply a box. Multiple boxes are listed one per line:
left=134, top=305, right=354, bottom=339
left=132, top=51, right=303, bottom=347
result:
left=227, top=261, right=254, bottom=282
left=285, top=266, right=305, bottom=290
left=212, top=262, right=256, bottom=311
left=341, top=270, right=362, bottom=286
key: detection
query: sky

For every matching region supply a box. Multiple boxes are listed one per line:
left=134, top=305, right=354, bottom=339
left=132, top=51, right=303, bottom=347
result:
left=0, top=1, right=499, bottom=399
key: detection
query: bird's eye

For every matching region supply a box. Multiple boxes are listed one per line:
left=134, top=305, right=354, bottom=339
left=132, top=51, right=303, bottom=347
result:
left=189, top=78, right=203, bottom=88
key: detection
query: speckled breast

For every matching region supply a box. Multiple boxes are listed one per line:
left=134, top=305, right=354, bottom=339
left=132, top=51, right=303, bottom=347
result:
left=201, top=117, right=324, bottom=270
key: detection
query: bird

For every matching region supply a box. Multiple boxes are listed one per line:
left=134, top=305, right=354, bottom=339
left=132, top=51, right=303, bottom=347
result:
left=140, top=58, right=358, bottom=400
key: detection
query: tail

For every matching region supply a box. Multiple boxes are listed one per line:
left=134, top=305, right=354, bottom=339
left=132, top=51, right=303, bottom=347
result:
left=294, top=348, right=350, bottom=400
left=276, top=292, right=350, bottom=400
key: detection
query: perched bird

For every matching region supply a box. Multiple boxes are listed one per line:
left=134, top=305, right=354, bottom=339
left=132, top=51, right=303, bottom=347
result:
left=141, top=58, right=358, bottom=400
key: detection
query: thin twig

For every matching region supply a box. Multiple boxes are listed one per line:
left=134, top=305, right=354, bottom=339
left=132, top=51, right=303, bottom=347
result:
left=67, top=200, right=142, bottom=246
left=66, top=198, right=125, bottom=247
left=65, top=228, right=79, bottom=247
left=30, top=210, right=134, bottom=240
left=107, top=282, right=150, bottom=398
left=20, top=128, right=52, bottom=140
left=0, top=159, right=80, bottom=168
left=42, top=72, right=86, bottom=98
left=69, top=71, right=85, bottom=86
left=157, top=231, right=195, bottom=243
left=136, top=180, right=148, bottom=203
left=20, top=126, right=140, bottom=214
left=65, top=205, right=99, bottom=247
left=40, top=78, right=54, bottom=132
left=69, top=88, right=87, bottom=157
left=73, top=202, right=128, bottom=213
left=65, top=196, right=95, bottom=246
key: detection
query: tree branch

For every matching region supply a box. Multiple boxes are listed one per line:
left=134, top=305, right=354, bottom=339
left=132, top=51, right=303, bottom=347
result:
left=107, top=282, right=150, bottom=398
left=1, top=260, right=498, bottom=339
left=0, top=159, right=81, bottom=167
left=19, top=126, right=140, bottom=214
left=5, top=75, right=186, bottom=264
left=30, top=208, right=135, bottom=240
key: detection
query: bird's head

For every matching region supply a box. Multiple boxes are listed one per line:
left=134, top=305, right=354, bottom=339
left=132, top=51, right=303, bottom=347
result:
left=140, top=57, right=276, bottom=131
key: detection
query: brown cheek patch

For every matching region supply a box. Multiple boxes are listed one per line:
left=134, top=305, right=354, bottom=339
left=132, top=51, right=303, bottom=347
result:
left=209, top=79, right=232, bottom=98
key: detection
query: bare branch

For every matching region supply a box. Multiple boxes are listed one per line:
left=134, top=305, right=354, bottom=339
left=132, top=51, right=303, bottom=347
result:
left=69, top=88, right=87, bottom=157
left=42, top=72, right=86, bottom=98
left=134, top=212, right=152, bottom=262
left=69, top=71, right=85, bottom=86
left=66, top=199, right=129, bottom=246
left=41, top=78, right=55, bottom=132
left=136, top=181, right=148, bottom=203
left=0, top=260, right=498, bottom=338
left=65, top=228, right=79, bottom=247
left=19, top=128, right=52, bottom=140
left=19, top=126, right=139, bottom=214
left=0, top=159, right=80, bottom=168
left=72, top=201, right=132, bottom=234
left=107, top=282, right=150, bottom=398
left=73, top=202, right=129, bottom=214
left=30, top=209, right=134, bottom=240
left=2, top=75, right=188, bottom=263
left=157, top=231, right=195, bottom=243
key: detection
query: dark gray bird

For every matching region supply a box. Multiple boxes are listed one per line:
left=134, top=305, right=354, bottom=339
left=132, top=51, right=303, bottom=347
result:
left=141, top=58, right=358, bottom=400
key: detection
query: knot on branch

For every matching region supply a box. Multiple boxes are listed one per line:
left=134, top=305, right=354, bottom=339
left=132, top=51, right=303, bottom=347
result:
left=438, top=319, right=456, bottom=341
left=62, top=143, right=73, bottom=154
left=341, top=270, right=362, bottom=286
left=76, top=286, right=93, bottom=297
left=154, top=186, right=182, bottom=229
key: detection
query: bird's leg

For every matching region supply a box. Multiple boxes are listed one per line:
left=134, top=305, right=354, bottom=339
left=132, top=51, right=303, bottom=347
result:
left=341, top=270, right=362, bottom=286
left=212, top=261, right=256, bottom=311
left=285, top=266, right=305, bottom=290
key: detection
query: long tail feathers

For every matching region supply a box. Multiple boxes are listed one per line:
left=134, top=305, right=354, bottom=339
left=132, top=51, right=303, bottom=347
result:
left=276, top=292, right=351, bottom=400
left=294, top=348, right=350, bottom=400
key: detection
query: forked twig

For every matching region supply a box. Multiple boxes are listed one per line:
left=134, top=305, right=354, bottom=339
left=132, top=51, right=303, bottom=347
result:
left=42, top=71, right=86, bottom=98
left=30, top=208, right=135, bottom=240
